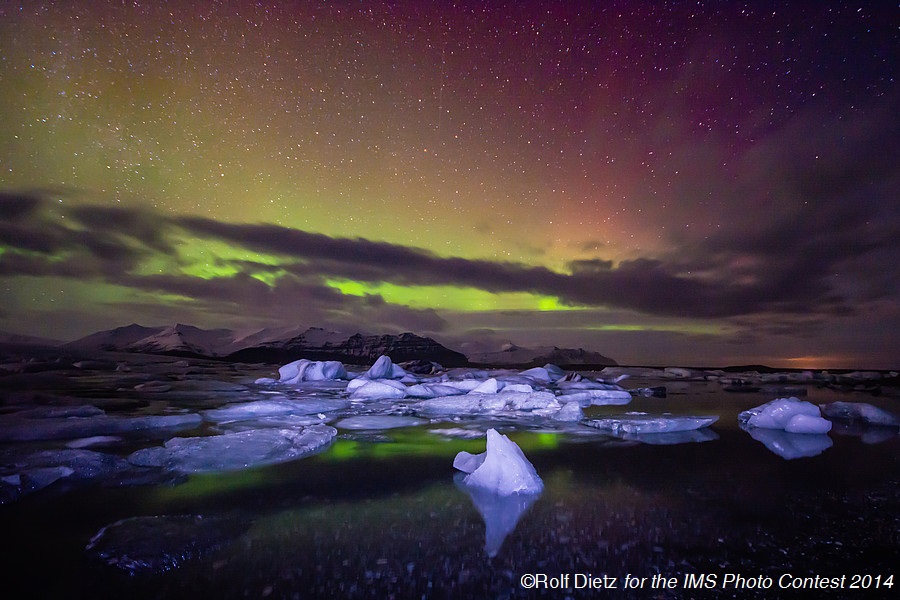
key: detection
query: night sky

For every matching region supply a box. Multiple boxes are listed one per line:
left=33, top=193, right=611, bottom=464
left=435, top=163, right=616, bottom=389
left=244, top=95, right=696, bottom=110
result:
left=1, top=1, right=897, bottom=368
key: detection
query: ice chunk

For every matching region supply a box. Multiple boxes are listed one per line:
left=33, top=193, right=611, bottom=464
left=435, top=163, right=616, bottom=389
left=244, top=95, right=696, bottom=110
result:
left=784, top=413, right=832, bottom=434
left=335, top=416, right=425, bottom=430
left=363, top=355, right=407, bottom=379
left=348, top=380, right=408, bottom=400
left=66, top=436, right=123, bottom=449
left=558, top=389, right=632, bottom=407
left=86, top=515, right=241, bottom=574
left=551, top=401, right=583, bottom=422
left=518, top=367, right=553, bottom=383
left=127, top=425, right=337, bottom=473
left=453, top=429, right=543, bottom=496
left=413, top=391, right=556, bottom=416
left=740, top=397, right=829, bottom=431
left=501, top=383, right=534, bottom=394
left=405, top=383, right=466, bottom=398
left=0, top=466, right=74, bottom=504
left=439, top=380, right=484, bottom=392
left=542, top=363, right=566, bottom=380
left=506, top=391, right=559, bottom=411
left=455, top=477, right=539, bottom=557
left=585, top=414, right=718, bottom=435
left=663, top=367, right=694, bottom=378
left=819, top=401, right=900, bottom=427
left=749, top=429, right=833, bottom=459
left=278, top=359, right=347, bottom=384
left=429, top=428, right=486, bottom=439
left=469, top=378, right=500, bottom=394
left=0, top=413, right=202, bottom=442
left=203, top=398, right=349, bottom=421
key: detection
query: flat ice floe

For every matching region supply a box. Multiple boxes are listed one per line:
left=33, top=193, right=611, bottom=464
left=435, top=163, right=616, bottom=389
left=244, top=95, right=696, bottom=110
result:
left=335, top=415, right=425, bottom=430
left=202, top=398, right=349, bottom=421
left=739, top=397, right=832, bottom=433
left=413, top=391, right=558, bottom=416
left=0, top=411, right=203, bottom=442
left=453, top=428, right=543, bottom=496
left=585, top=414, right=718, bottom=435
left=127, top=425, right=337, bottom=473
left=557, top=388, right=632, bottom=406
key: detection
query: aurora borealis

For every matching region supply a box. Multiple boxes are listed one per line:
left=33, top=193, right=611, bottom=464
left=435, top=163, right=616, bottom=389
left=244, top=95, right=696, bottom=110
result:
left=0, top=1, right=897, bottom=368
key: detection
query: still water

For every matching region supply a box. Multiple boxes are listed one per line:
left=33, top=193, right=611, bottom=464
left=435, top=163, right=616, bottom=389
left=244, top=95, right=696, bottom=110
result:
left=1, top=369, right=897, bottom=599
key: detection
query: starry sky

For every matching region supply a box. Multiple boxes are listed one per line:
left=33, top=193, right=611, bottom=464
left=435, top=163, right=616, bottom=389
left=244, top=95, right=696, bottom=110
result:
left=0, top=0, right=897, bottom=368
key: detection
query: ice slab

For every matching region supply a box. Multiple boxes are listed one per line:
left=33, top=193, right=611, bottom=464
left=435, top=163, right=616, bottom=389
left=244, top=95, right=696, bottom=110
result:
left=551, top=401, right=584, bottom=422
left=413, top=391, right=557, bottom=416
left=278, top=359, right=347, bottom=384
left=127, top=425, right=337, bottom=473
left=0, top=412, right=203, bottom=442
left=348, top=380, right=408, bottom=400
left=585, top=414, right=718, bottom=435
left=453, top=428, right=543, bottom=496
left=429, top=428, right=486, bottom=439
left=749, top=428, right=833, bottom=460
left=819, top=401, right=900, bottom=427
left=86, top=515, right=241, bottom=574
left=405, top=383, right=466, bottom=398
left=558, top=389, right=632, bottom=407
left=455, top=476, right=539, bottom=558
left=335, top=416, right=425, bottom=430
left=469, top=378, right=500, bottom=394
left=740, top=397, right=831, bottom=432
left=203, top=398, right=349, bottom=422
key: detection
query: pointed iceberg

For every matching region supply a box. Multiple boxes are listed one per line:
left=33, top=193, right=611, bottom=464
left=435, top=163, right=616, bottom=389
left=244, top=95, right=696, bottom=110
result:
left=453, top=429, right=543, bottom=495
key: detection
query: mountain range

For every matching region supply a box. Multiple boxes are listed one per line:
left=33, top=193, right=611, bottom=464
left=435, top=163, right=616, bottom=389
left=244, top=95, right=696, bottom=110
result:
left=13, top=323, right=617, bottom=367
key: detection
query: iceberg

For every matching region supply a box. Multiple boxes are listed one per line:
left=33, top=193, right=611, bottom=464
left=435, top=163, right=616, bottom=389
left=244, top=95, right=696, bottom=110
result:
left=278, top=359, right=347, bottom=384
left=363, top=355, right=407, bottom=379
left=348, top=380, right=408, bottom=400
left=585, top=414, right=718, bottom=435
left=819, top=401, right=900, bottom=427
left=127, top=425, right=336, bottom=473
left=557, top=388, right=632, bottom=407
left=469, top=378, right=500, bottom=394
left=551, top=401, right=583, bottom=422
left=405, top=383, right=466, bottom=398
left=740, top=397, right=831, bottom=433
left=335, top=416, right=425, bottom=430
left=453, top=429, right=543, bottom=496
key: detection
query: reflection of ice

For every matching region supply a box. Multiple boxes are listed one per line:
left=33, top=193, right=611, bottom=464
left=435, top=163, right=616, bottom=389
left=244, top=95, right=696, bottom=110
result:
left=585, top=414, right=718, bottom=435
left=621, top=428, right=719, bottom=445
left=454, top=475, right=540, bottom=557
left=748, top=427, right=833, bottom=459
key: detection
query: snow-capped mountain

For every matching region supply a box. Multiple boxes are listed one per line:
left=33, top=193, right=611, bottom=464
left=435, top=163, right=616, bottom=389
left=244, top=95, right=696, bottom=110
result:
left=467, top=342, right=617, bottom=367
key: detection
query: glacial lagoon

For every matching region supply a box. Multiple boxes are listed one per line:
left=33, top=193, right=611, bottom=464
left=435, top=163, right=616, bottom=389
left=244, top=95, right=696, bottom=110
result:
left=1, top=352, right=897, bottom=599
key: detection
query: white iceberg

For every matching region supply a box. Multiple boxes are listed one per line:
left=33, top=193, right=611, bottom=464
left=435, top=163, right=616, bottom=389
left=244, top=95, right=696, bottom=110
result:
left=363, top=355, right=407, bottom=379
left=585, top=414, right=718, bottom=435
left=740, top=397, right=832, bottom=433
left=469, top=378, right=500, bottom=394
left=551, top=401, right=583, bottom=422
left=348, top=379, right=408, bottom=400
left=557, top=388, right=632, bottom=407
left=453, top=428, right=543, bottom=495
left=413, top=391, right=557, bottom=416
left=278, top=359, right=348, bottom=384
left=127, top=425, right=337, bottom=473
left=405, top=383, right=466, bottom=398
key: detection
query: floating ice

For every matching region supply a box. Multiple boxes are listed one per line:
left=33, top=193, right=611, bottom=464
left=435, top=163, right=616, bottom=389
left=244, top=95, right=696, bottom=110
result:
left=428, top=428, right=486, bottom=439
left=551, top=401, right=583, bottom=422
left=127, top=425, right=337, bottom=473
left=86, top=515, right=241, bottom=574
left=414, top=391, right=557, bottom=416
left=819, top=401, right=900, bottom=427
left=453, top=429, right=543, bottom=495
left=363, top=355, right=407, bottom=379
left=66, top=436, right=123, bottom=449
left=558, top=388, right=632, bottom=407
left=278, top=359, right=347, bottom=384
left=0, top=412, right=203, bottom=442
left=501, top=383, right=534, bottom=394
left=749, top=428, right=833, bottom=460
left=585, top=414, right=718, bottom=435
left=469, top=378, right=500, bottom=394
left=335, top=416, right=425, bottom=430
left=348, top=379, right=408, bottom=400
left=740, top=397, right=831, bottom=433
left=203, top=398, right=349, bottom=422
left=518, top=367, right=554, bottom=383
left=405, top=383, right=466, bottom=398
